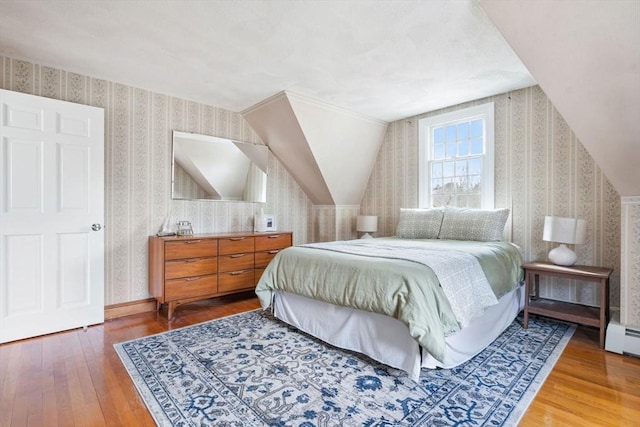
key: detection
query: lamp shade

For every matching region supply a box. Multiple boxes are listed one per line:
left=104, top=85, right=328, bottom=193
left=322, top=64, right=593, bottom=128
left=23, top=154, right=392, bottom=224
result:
left=356, top=215, right=378, bottom=233
left=543, top=216, right=586, bottom=244
left=542, top=216, right=586, bottom=266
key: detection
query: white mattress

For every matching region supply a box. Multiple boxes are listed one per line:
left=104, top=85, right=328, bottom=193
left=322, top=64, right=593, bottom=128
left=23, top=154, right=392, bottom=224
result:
left=273, top=285, right=525, bottom=382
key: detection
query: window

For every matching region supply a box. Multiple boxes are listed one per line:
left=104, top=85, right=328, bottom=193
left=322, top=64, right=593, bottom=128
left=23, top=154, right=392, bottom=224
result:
left=418, top=103, right=494, bottom=209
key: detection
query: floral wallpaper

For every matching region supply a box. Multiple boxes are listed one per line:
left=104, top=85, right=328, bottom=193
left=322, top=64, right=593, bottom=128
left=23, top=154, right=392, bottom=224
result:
left=362, top=86, right=622, bottom=309
left=1, top=55, right=631, bottom=316
left=0, top=55, right=313, bottom=305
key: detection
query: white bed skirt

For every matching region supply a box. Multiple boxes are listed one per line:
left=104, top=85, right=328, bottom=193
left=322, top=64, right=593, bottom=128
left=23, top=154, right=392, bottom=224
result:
left=273, top=285, right=525, bottom=382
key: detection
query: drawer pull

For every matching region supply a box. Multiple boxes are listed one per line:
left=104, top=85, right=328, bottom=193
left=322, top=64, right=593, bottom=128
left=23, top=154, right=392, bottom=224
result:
left=185, top=240, right=202, bottom=244
left=268, top=235, right=281, bottom=239
left=268, top=250, right=280, bottom=254
left=229, top=237, right=246, bottom=241
left=230, top=270, right=246, bottom=275
left=230, top=254, right=245, bottom=258
left=185, top=258, right=197, bottom=263
left=184, top=277, right=198, bottom=281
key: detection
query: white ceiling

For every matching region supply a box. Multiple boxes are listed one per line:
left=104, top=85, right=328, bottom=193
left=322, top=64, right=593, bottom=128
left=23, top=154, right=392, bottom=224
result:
left=0, top=0, right=535, bottom=122
left=2, top=0, right=637, bottom=197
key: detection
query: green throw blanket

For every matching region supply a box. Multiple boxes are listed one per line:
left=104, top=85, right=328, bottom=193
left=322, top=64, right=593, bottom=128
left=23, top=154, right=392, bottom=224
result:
left=255, top=238, right=524, bottom=362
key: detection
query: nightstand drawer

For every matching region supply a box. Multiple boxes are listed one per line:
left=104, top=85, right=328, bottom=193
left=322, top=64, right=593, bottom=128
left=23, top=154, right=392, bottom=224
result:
left=219, top=237, right=255, bottom=255
left=219, top=270, right=255, bottom=293
left=165, top=239, right=217, bottom=260
left=219, top=253, right=254, bottom=273
left=165, top=274, right=217, bottom=300
left=165, top=257, right=217, bottom=280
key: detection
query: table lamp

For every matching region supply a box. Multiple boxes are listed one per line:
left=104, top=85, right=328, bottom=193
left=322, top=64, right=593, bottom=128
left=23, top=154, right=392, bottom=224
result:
left=542, top=216, right=586, bottom=266
left=356, top=215, right=378, bottom=239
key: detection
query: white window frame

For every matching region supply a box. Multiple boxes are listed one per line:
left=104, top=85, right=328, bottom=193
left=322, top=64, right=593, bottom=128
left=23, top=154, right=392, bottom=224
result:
left=418, top=103, right=495, bottom=209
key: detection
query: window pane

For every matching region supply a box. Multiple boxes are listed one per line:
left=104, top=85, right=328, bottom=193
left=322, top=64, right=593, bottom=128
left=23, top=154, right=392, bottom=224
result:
left=443, top=179, right=456, bottom=193
left=468, top=194, right=481, bottom=209
left=469, top=175, right=481, bottom=192
left=432, top=195, right=446, bottom=208
left=445, top=141, right=456, bottom=158
left=457, top=122, right=469, bottom=140
left=455, top=194, right=468, bottom=207
left=433, top=127, right=445, bottom=144
left=443, top=161, right=455, bottom=177
left=431, top=178, right=443, bottom=193
left=470, top=138, right=483, bottom=155
left=420, top=103, right=493, bottom=210
left=468, top=157, right=481, bottom=175
left=433, top=143, right=444, bottom=159
left=470, top=119, right=483, bottom=138
left=458, top=177, right=469, bottom=193
left=431, top=163, right=443, bottom=178
left=457, top=140, right=468, bottom=156
left=445, top=125, right=456, bottom=142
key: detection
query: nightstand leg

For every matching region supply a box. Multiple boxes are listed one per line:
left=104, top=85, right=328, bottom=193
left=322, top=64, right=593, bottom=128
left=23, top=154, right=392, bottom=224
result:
left=524, top=271, right=531, bottom=329
left=599, top=277, right=608, bottom=349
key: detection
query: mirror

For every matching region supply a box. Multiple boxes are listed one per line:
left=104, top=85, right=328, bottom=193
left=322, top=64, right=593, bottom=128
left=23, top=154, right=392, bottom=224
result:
left=172, top=131, right=268, bottom=202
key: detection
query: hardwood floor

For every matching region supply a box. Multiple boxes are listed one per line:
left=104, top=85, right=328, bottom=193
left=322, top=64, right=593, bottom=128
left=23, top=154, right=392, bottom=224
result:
left=1, top=293, right=639, bottom=426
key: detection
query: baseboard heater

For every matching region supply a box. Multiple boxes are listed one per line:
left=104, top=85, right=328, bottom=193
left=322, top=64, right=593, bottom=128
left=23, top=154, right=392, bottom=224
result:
left=605, top=311, right=640, bottom=357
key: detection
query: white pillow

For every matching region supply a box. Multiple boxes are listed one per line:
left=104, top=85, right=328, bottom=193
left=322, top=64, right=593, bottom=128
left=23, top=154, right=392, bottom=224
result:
left=439, top=207, right=510, bottom=241
left=396, top=208, right=444, bottom=239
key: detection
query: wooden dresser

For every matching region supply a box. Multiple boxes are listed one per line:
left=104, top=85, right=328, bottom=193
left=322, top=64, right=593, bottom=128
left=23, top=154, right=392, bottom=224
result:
left=149, top=231, right=292, bottom=319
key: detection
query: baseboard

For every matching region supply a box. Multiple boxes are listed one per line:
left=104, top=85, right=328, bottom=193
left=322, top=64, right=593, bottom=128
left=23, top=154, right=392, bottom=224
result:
left=605, top=310, right=640, bottom=357
left=625, top=328, right=640, bottom=357
left=104, top=298, right=157, bottom=320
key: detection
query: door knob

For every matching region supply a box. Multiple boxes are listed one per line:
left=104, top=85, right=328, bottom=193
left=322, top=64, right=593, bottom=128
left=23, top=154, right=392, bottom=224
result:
left=91, top=223, right=103, bottom=231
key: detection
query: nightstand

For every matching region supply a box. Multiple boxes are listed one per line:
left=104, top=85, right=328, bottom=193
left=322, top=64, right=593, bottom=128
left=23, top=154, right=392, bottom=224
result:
left=523, top=261, right=612, bottom=348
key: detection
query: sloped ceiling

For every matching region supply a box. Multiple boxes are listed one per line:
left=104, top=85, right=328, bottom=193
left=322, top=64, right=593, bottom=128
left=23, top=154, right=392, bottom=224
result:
left=242, top=92, right=388, bottom=205
left=0, top=0, right=534, bottom=122
left=2, top=1, right=635, bottom=198
left=479, top=0, right=640, bottom=197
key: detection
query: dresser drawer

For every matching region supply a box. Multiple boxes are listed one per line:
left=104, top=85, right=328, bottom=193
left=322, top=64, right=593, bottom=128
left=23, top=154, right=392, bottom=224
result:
left=255, top=233, right=292, bottom=251
left=219, top=270, right=255, bottom=293
left=165, top=239, right=217, bottom=260
left=165, top=257, right=217, bottom=280
left=255, top=249, right=284, bottom=268
left=219, top=236, right=255, bottom=255
left=165, top=274, right=217, bottom=300
left=218, top=253, right=254, bottom=273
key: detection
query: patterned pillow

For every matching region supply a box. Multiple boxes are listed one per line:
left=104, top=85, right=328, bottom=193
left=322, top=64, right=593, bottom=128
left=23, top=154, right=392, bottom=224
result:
left=439, top=207, right=510, bottom=241
left=396, top=208, right=445, bottom=239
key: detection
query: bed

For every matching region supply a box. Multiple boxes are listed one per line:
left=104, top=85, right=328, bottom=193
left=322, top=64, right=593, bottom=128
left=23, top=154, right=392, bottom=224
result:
left=255, top=207, right=525, bottom=381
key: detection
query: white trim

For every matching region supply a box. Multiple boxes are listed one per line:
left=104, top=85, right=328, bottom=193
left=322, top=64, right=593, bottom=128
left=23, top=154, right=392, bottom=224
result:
left=418, top=103, right=495, bottom=209
left=621, top=196, right=640, bottom=327
left=242, top=90, right=388, bottom=126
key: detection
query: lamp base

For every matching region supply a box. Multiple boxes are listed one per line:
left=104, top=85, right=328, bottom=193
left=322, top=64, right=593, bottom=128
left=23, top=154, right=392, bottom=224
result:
left=360, top=233, right=373, bottom=239
left=548, top=244, right=577, bottom=266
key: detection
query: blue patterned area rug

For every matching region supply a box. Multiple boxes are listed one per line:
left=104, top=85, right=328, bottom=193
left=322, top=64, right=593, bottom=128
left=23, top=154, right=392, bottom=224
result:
left=115, top=310, right=574, bottom=426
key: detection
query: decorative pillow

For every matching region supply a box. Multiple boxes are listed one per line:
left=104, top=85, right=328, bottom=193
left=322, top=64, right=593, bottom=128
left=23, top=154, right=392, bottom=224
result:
left=438, top=207, right=510, bottom=241
left=396, top=208, right=444, bottom=239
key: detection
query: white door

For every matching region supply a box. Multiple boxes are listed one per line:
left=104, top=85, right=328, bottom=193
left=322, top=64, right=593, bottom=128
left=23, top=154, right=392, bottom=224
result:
left=0, top=89, right=104, bottom=344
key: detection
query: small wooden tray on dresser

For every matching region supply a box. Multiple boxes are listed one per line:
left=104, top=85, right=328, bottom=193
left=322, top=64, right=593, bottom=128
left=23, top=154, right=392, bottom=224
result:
left=149, top=231, right=292, bottom=319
